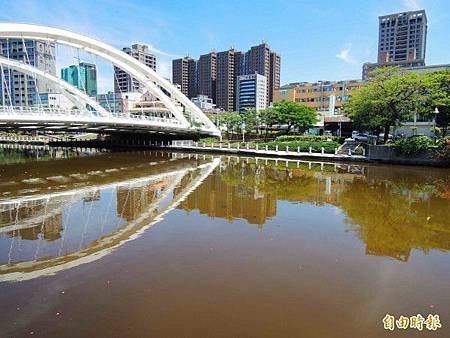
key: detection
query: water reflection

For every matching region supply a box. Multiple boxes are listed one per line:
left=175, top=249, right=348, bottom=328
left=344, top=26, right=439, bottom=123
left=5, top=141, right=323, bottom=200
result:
left=0, top=151, right=219, bottom=281
left=180, top=158, right=450, bottom=262
left=0, top=151, right=449, bottom=283
left=0, top=143, right=100, bottom=165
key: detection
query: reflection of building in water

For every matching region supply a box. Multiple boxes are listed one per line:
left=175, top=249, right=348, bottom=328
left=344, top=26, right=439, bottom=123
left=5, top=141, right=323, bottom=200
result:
left=179, top=160, right=450, bottom=262
left=82, top=191, right=101, bottom=203
left=7, top=214, right=63, bottom=241
left=116, top=180, right=170, bottom=222
left=1, top=200, right=65, bottom=241
left=179, top=172, right=277, bottom=228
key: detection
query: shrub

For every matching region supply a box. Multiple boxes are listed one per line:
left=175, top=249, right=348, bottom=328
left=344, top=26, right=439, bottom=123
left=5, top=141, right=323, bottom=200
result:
left=393, top=136, right=434, bottom=155
left=435, top=137, right=450, bottom=160
left=198, top=137, right=218, bottom=144
left=263, top=140, right=340, bottom=154
left=275, top=135, right=343, bottom=143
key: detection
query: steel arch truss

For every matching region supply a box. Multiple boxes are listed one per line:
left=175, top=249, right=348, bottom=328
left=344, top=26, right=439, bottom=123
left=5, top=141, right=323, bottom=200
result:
left=0, top=56, right=109, bottom=116
left=0, top=23, right=220, bottom=136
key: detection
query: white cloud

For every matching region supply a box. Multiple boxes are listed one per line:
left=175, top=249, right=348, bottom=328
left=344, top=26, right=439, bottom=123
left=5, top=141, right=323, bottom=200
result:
left=403, top=0, right=422, bottom=10
left=157, top=59, right=172, bottom=80
left=336, top=46, right=356, bottom=65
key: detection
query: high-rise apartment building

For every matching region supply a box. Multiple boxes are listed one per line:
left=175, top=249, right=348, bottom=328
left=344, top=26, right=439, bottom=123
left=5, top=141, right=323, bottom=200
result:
left=0, top=39, right=56, bottom=107
left=244, top=43, right=280, bottom=104
left=216, top=49, right=244, bottom=111
left=61, top=62, right=97, bottom=96
left=114, top=44, right=156, bottom=93
left=172, top=43, right=280, bottom=111
left=378, top=10, right=427, bottom=65
left=363, top=10, right=428, bottom=79
left=236, top=73, right=267, bottom=112
left=172, top=56, right=197, bottom=98
left=197, top=52, right=217, bottom=103
left=269, top=52, right=281, bottom=101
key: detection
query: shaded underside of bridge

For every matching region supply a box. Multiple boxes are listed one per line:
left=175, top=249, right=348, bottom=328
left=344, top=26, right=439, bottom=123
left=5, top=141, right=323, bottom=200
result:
left=0, top=119, right=213, bottom=140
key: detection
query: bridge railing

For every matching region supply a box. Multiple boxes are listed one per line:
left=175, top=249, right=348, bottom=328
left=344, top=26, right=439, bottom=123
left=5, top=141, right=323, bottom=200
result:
left=0, top=106, right=185, bottom=126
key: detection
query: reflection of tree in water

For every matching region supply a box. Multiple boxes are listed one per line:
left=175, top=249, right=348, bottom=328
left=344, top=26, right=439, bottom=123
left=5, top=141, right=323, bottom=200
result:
left=180, top=161, right=340, bottom=228
left=340, top=177, right=450, bottom=261
left=181, top=160, right=450, bottom=261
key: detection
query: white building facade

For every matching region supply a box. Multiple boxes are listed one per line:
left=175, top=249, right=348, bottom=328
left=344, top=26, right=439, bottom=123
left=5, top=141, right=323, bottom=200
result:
left=236, top=73, right=267, bottom=112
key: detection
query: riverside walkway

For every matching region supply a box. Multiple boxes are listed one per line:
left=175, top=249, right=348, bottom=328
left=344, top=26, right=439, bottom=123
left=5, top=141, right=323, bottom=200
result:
left=164, top=141, right=368, bottom=163
left=0, top=136, right=368, bottom=163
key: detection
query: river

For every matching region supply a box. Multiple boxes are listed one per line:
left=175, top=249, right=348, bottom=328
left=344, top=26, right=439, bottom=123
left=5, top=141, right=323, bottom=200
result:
left=0, top=146, right=449, bottom=337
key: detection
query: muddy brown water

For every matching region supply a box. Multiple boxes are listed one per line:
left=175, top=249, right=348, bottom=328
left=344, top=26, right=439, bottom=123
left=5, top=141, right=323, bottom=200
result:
left=0, top=148, right=449, bottom=337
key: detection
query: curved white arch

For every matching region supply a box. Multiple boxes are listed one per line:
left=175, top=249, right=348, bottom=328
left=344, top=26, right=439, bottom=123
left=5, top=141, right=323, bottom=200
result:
left=0, top=23, right=220, bottom=135
left=0, top=158, right=220, bottom=282
left=0, top=56, right=109, bottom=116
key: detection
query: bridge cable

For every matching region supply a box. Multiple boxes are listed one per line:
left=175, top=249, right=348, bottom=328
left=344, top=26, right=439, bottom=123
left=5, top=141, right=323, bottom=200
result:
left=22, top=37, right=45, bottom=112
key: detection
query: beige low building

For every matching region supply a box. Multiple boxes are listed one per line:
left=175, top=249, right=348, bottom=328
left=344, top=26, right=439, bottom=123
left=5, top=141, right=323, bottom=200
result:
left=274, top=80, right=364, bottom=133
left=273, top=80, right=364, bottom=113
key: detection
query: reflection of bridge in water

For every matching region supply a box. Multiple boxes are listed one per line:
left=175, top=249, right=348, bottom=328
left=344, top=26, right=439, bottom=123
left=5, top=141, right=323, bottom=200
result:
left=0, top=154, right=219, bottom=282
left=1, top=150, right=448, bottom=283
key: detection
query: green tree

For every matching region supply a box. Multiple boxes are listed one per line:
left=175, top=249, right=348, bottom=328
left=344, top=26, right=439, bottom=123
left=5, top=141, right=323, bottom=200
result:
left=219, top=112, right=243, bottom=140
left=346, top=67, right=425, bottom=143
left=259, top=107, right=278, bottom=140
left=424, top=71, right=450, bottom=136
left=273, top=101, right=317, bottom=134
left=242, top=108, right=258, bottom=135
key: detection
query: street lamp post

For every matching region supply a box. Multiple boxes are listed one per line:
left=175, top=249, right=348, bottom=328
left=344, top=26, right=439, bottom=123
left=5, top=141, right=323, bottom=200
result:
left=242, top=122, right=246, bottom=142
left=337, top=108, right=342, bottom=138
left=433, top=107, right=439, bottom=143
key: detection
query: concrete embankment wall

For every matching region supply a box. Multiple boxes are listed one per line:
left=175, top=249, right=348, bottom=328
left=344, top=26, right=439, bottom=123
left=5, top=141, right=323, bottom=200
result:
left=367, top=145, right=449, bottom=167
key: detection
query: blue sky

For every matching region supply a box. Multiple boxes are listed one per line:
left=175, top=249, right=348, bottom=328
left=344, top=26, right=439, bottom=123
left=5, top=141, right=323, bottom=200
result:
left=1, top=0, right=449, bottom=92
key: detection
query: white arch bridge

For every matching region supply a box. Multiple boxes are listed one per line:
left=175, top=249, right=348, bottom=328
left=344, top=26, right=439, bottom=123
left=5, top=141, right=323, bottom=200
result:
left=0, top=23, right=220, bottom=137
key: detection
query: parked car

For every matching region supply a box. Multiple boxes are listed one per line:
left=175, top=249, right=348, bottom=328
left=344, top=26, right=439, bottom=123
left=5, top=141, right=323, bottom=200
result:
left=378, top=133, right=393, bottom=140
left=353, top=133, right=369, bottom=142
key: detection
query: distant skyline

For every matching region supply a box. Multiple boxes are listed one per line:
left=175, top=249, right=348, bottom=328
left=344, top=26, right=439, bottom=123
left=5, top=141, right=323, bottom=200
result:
left=1, top=0, right=449, bottom=92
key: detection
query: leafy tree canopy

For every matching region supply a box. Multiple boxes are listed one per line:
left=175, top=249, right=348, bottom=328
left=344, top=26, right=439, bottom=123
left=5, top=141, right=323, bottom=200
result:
left=424, top=70, right=450, bottom=136
left=273, top=101, right=318, bottom=134
left=346, top=67, right=425, bottom=143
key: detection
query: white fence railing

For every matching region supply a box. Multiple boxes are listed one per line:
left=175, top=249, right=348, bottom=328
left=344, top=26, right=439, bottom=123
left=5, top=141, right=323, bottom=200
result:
left=162, top=141, right=368, bottom=159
